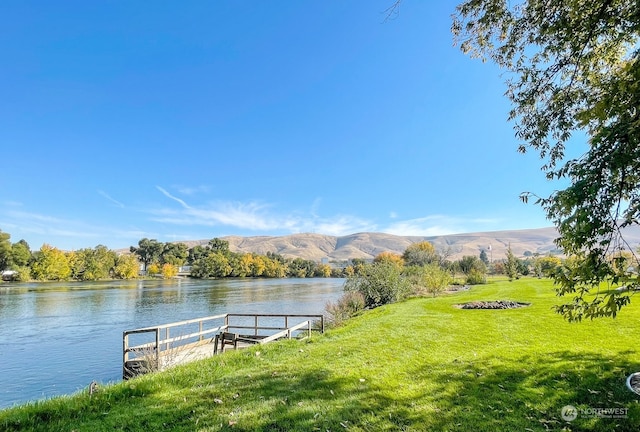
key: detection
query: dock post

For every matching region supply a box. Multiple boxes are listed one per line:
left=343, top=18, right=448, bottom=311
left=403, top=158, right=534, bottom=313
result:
left=254, top=315, right=258, bottom=336
left=155, top=328, right=160, bottom=371
left=165, top=328, right=170, bottom=350
left=123, top=332, right=129, bottom=379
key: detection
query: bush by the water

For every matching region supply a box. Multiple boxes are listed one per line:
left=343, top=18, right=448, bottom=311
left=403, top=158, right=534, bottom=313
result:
left=344, top=262, right=411, bottom=308
left=325, top=291, right=366, bottom=327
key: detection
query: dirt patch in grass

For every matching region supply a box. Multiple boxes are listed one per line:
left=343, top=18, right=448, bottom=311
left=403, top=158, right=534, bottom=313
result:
left=455, top=300, right=530, bottom=310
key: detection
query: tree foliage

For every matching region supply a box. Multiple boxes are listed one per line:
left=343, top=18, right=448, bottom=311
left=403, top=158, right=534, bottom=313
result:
left=31, top=244, right=71, bottom=281
left=344, top=262, right=411, bottom=308
left=453, top=0, right=640, bottom=319
left=161, top=242, right=188, bottom=266
left=114, top=254, right=140, bottom=279
left=373, top=251, right=405, bottom=269
left=402, top=241, right=439, bottom=266
left=0, top=230, right=12, bottom=270
left=191, top=252, right=232, bottom=278
left=11, top=240, right=32, bottom=268
left=69, top=245, right=116, bottom=281
left=505, top=245, right=519, bottom=281
left=130, top=238, right=163, bottom=270
left=406, top=264, right=452, bottom=297
left=479, top=249, right=489, bottom=265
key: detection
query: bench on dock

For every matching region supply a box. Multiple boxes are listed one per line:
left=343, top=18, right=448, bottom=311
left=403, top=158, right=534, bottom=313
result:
left=123, top=313, right=324, bottom=379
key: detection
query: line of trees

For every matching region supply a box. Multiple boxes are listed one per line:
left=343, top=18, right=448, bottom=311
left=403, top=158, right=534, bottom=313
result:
left=0, top=230, right=339, bottom=282
left=0, top=230, right=141, bottom=282
left=130, top=237, right=336, bottom=279
left=1, top=227, right=574, bottom=284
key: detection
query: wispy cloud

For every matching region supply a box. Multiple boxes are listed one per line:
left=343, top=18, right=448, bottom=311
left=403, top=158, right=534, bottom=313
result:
left=150, top=200, right=285, bottom=230
left=156, top=186, right=192, bottom=209
left=149, top=187, right=376, bottom=235
left=98, top=190, right=125, bottom=208
left=296, top=215, right=376, bottom=236
left=174, top=185, right=212, bottom=196
left=382, top=215, right=502, bottom=237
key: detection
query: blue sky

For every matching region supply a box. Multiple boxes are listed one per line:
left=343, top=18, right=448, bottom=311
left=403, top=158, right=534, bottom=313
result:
left=0, top=1, right=573, bottom=251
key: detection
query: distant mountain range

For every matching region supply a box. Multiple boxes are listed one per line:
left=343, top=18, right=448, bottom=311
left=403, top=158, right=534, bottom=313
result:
left=178, top=226, right=640, bottom=262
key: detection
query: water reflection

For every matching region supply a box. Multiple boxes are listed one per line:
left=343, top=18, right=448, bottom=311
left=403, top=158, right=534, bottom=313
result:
left=0, top=278, right=344, bottom=409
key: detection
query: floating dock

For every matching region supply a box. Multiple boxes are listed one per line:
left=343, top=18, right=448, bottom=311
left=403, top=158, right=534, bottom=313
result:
left=122, top=313, right=324, bottom=379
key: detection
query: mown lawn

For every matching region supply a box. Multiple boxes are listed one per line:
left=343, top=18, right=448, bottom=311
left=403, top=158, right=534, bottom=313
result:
left=1, top=277, right=639, bottom=431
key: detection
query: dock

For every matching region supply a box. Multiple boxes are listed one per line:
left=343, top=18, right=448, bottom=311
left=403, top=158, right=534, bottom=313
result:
left=122, top=313, right=324, bottom=379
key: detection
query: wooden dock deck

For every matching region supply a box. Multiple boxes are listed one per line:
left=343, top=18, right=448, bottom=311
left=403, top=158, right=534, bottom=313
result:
left=123, top=313, right=324, bottom=379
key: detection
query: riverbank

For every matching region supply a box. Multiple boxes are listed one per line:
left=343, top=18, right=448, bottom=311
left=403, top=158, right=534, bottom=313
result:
left=1, top=278, right=639, bottom=431
left=0, top=278, right=344, bottom=409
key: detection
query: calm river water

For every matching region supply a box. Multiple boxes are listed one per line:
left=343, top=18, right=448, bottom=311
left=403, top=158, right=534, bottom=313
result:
left=0, top=277, right=345, bottom=409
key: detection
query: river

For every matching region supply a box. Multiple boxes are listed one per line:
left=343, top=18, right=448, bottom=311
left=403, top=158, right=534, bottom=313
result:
left=0, top=277, right=345, bottom=410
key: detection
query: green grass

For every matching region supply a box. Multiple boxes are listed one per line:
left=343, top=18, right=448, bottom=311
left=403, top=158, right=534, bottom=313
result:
left=2, top=277, right=639, bottom=431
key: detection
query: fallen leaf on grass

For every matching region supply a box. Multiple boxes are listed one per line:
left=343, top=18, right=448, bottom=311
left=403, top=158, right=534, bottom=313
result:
left=214, top=398, right=223, bottom=404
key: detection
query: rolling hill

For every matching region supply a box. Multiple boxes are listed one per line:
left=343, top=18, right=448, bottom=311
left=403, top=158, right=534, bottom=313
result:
left=182, top=226, right=578, bottom=262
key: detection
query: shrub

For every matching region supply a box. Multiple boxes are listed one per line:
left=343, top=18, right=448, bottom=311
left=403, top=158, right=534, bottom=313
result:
left=147, top=263, right=160, bottom=276
left=466, top=268, right=487, bottom=285
left=325, top=291, right=366, bottom=327
left=404, top=264, right=452, bottom=297
left=344, top=262, right=411, bottom=308
left=161, top=263, right=178, bottom=279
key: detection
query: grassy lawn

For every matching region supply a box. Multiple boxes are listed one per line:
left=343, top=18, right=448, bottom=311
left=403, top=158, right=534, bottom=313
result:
left=1, top=277, right=639, bottom=431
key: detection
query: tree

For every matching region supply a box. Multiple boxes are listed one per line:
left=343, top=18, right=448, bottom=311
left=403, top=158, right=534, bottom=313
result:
left=479, top=249, right=489, bottom=266
left=70, top=245, right=116, bottom=281
left=191, top=252, right=232, bottom=278
left=0, top=230, right=12, bottom=270
left=453, top=0, right=640, bottom=319
left=31, top=244, right=71, bottom=281
left=456, top=255, right=487, bottom=285
left=235, top=253, right=254, bottom=277
left=130, top=238, right=163, bottom=271
left=315, top=263, right=332, bottom=278
left=456, top=255, right=486, bottom=275
left=161, top=242, right=188, bottom=266
left=11, top=240, right=32, bottom=268
left=263, top=257, right=287, bottom=278
left=373, top=251, right=405, bottom=270
left=287, top=258, right=316, bottom=278
left=208, top=238, right=230, bottom=255
left=187, top=245, right=210, bottom=265
left=249, top=254, right=266, bottom=277
left=402, top=241, right=439, bottom=267
left=505, top=245, right=519, bottom=281
left=114, top=254, right=139, bottom=279
left=161, top=263, right=178, bottom=279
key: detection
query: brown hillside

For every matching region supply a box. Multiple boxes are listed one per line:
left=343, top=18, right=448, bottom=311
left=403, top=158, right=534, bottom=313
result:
left=150, top=225, right=640, bottom=262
